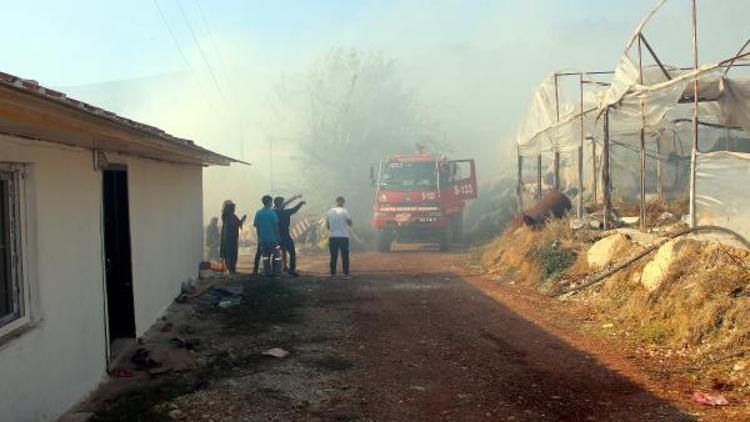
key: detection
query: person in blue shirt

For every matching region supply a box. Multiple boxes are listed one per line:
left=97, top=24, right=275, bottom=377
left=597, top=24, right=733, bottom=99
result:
left=253, top=195, right=281, bottom=277
left=274, top=195, right=306, bottom=277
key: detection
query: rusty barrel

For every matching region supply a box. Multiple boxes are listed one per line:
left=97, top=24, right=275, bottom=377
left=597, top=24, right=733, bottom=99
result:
left=520, top=189, right=572, bottom=229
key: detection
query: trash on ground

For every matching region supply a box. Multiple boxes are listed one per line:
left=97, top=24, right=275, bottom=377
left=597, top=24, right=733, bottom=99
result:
left=169, top=337, right=201, bottom=350
left=569, top=217, right=603, bottom=231
left=262, top=347, right=290, bottom=358
left=658, top=212, right=676, bottom=222
left=189, top=286, right=243, bottom=306
left=150, top=349, right=197, bottom=373
left=109, top=367, right=133, bottom=378
left=176, top=283, right=212, bottom=303
left=691, top=392, right=730, bottom=406
left=168, top=409, right=185, bottom=420
left=131, top=348, right=161, bottom=369
left=619, top=216, right=640, bottom=225
left=218, top=298, right=241, bottom=309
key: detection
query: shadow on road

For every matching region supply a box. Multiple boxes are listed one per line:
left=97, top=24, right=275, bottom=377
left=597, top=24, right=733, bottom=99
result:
left=336, top=252, right=694, bottom=421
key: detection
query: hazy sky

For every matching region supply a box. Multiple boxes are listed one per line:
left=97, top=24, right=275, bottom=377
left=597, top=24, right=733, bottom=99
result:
left=3, top=1, right=747, bottom=86
left=1, top=0, right=747, bottom=207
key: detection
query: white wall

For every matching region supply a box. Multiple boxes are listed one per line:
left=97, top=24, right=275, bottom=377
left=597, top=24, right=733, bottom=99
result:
left=0, top=135, right=106, bottom=422
left=0, top=136, right=204, bottom=421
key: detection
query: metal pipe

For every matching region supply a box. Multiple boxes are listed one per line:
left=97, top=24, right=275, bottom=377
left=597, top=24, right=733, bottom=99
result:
left=656, top=135, right=663, bottom=199
left=689, top=0, right=699, bottom=228
left=602, top=108, right=611, bottom=230
left=578, top=74, right=584, bottom=218
left=517, top=147, right=523, bottom=213
left=638, top=33, right=647, bottom=232
left=639, top=33, right=672, bottom=81
left=553, top=74, right=561, bottom=191
left=537, top=154, right=543, bottom=202
left=592, top=140, right=598, bottom=206
left=722, top=37, right=750, bottom=77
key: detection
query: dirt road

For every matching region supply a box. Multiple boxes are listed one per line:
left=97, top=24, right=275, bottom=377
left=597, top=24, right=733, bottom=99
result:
left=321, top=250, right=694, bottom=421
left=87, top=248, right=722, bottom=421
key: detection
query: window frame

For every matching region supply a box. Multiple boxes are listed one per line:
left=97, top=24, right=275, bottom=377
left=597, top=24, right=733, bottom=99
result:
left=0, top=164, right=31, bottom=337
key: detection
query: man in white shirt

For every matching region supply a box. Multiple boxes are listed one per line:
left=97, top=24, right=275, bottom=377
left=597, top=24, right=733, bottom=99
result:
left=326, top=196, right=352, bottom=278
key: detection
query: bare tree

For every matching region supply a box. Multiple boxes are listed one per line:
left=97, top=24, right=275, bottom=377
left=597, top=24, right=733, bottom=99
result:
left=269, top=48, right=437, bottom=222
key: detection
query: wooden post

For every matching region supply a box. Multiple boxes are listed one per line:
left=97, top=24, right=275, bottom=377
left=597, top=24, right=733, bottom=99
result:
left=637, top=34, right=647, bottom=232
left=537, top=154, right=543, bottom=202
left=689, top=0, right=699, bottom=228
left=603, top=107, right=612, bottom=230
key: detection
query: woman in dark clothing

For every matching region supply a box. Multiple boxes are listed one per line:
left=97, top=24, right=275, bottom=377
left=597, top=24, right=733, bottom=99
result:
left=220, top=200, right=246, bottom=274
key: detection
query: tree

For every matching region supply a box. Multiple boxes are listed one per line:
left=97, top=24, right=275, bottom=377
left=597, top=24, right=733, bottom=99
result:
left=269, top=48, right=437, bottom=225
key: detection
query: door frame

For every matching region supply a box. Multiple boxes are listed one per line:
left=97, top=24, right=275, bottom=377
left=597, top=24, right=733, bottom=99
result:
left=100, top=164, right=136, bottom=364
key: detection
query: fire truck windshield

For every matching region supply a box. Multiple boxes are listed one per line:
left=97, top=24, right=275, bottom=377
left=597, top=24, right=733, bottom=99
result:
left=379, top=161, right=437, bottom=191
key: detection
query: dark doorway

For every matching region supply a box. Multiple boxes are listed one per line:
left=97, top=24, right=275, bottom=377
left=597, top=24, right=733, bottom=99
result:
left=103, top=169, right=136, bottom=345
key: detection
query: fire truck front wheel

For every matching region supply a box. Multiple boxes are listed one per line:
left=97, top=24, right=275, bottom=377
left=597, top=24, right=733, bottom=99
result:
left=451, top=215, right=463, bottom=243
left=376, top=229, right=394, bottom=252
left=438, top=229, right=450, bottom=251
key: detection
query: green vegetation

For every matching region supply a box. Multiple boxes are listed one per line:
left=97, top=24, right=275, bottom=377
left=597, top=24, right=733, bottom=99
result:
left=531, top=242, right=577, bottom=282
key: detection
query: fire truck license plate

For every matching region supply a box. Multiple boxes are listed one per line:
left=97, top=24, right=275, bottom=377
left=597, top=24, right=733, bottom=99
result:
left=395, top=213, right=412, bottom=222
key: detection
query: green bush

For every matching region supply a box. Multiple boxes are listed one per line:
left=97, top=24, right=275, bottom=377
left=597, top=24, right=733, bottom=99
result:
left=531, top=241, right=577, bottom=281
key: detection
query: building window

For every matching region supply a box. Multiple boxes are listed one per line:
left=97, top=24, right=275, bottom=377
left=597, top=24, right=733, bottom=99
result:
left=0, top=168, right=26, bottom=330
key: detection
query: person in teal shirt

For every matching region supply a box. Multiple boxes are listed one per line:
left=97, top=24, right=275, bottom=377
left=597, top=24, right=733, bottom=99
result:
left=253, top=195, right=281, bottom=277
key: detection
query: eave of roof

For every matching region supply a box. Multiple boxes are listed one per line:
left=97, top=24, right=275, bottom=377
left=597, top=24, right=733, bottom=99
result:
left=0, top=71, right=247, bottom=167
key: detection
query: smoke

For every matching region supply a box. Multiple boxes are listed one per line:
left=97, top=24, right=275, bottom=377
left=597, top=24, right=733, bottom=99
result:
left=57, top=0, right=750, bottom=228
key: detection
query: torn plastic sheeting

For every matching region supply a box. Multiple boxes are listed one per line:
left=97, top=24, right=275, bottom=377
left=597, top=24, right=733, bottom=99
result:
left=696, top=151, right=750, bottom=245
left=516, top=73, right=602, bottom=156
left=719, top=78, right=750, bottom=133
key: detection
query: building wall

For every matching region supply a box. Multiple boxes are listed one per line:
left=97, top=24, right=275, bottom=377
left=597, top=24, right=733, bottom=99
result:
left=0, top=135, right=106, bottom=422
left=0, top=136, right=203, bottom=422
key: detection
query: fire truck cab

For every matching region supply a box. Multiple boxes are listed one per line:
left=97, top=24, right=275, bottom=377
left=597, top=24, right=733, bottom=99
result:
left=370, top=153, right=477, bottom=252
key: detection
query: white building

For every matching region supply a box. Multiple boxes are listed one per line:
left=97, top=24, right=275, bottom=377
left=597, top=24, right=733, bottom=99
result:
left=0, top=71, right=241, bottom=422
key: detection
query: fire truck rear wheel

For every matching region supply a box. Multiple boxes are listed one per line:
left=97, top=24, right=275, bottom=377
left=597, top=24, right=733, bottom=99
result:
left=377, top=229, right=393, bottom=252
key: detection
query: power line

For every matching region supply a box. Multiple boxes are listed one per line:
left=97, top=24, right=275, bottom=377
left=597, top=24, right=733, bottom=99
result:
left=194, top=0, right=229, bottom=73
left=174, top=0, right=228, bottom=104
left=192, top=0, right=245, bottom=160
left=152, top=0, right=218, bottom=114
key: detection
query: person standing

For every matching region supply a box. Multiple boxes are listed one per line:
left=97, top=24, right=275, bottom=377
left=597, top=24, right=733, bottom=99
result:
left=253, top=195, right=282, bottom=277
left=220, top=201, right=246, bottom=274
left=274, top=195, right=305, bottom=277
left=206, top=217, right=220, bottom=261
left=253, top=194, right=301, bottom=275
left=326, top=196, right=352, bottom=278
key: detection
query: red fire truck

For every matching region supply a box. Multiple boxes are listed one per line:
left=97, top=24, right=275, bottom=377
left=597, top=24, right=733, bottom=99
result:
left=370, top=153, right=477, bottom=251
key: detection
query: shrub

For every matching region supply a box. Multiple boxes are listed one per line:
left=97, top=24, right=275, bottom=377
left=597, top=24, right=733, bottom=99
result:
left=531, top=241, right=577, bottom=282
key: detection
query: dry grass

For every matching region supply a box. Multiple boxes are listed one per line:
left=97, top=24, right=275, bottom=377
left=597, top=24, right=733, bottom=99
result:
left=581, top=241, right=750, bottom=357
left=481, top=216, right=593, bottom=289
left=483, top=214, right=750, bottom=363
left=612, top=195, right=689, bottom=228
